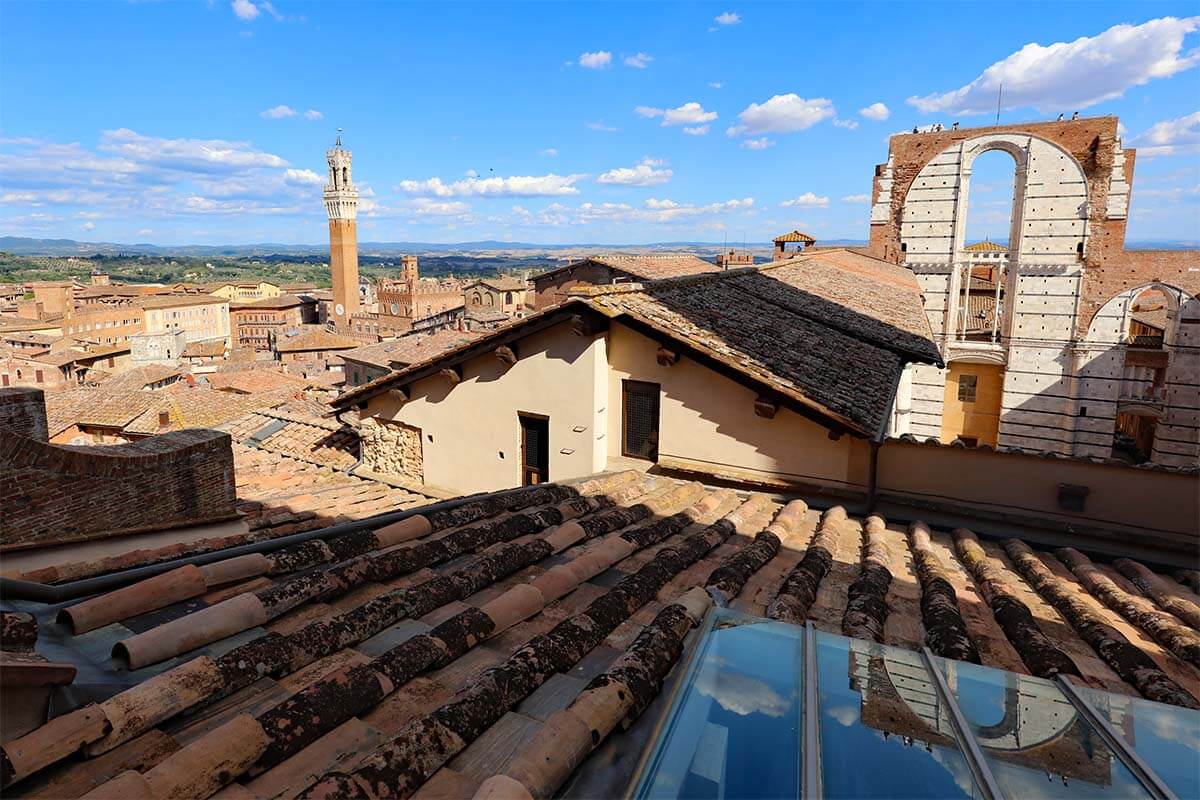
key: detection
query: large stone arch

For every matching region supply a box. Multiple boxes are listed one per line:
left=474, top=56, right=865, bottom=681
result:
left=1074, top=282, right=1198, bottom=466
left=899, top=132, right=1090, bottom=266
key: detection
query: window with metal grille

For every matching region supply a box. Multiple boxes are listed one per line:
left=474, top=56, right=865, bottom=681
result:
left=623, top=380, right=660, bottom=461
left=957, top=374, right=978, bottom=403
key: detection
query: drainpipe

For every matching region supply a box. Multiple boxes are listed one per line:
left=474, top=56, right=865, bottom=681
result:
left=866, top=439, right=881, bottom=513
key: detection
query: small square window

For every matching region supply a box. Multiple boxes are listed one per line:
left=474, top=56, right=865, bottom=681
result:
left=957, top=374, right=978, bottom=403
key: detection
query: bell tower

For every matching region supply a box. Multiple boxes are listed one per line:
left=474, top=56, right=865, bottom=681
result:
left=324, top=133, right=359, bottom=330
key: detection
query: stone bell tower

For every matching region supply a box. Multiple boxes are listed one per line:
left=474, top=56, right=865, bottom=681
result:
left=324, top=134, right=359, bottom=330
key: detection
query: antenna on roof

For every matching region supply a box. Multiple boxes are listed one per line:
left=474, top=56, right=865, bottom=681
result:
left=995, top=82, right=1003, bottom=126
left=335, top=127, right=343, bottom=147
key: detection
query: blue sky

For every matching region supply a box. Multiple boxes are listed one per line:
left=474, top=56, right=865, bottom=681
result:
left=1, top=1, right=1198, bottom=245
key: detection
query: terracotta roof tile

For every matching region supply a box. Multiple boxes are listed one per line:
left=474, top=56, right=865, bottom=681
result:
left=273, top=326, right=359, bottom=353
left=583, top=253, right=720, bottom=281
left=7, top=472, right=1195, bottom=800
left=341, top=329, right=485, bottom=370
left=773, top=229, right=816, bottom=243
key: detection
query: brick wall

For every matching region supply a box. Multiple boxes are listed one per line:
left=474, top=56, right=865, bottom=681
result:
left=1079, top=248, right=1200, bottom=336
left=0, top=387, right=48, bottom=441
left=0, top=388, right=237, bottom=551
left=533, top=262, right=617, bottom=309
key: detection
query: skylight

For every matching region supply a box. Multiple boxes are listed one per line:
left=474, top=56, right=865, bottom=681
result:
left=631, top=608, right=1198, bottom=800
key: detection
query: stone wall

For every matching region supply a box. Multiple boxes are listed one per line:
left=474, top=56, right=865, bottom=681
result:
left=359, top=416, right=423, bottom=484
left=0, top=387, right=237, bottom=551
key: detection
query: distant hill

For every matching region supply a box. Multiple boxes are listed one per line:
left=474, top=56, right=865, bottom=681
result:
left=0, top=236, right=866, bottom=258
left=3, top=235, right=1195, bottom=259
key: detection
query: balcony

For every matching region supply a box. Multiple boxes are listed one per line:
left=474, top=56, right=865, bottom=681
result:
left=944, top=338, right=1006, bottom=365
left=1117, top=382, right=1166, bottom=417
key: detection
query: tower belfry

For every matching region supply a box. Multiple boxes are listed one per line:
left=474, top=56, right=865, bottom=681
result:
left=324, top=133, right=359, bottom=330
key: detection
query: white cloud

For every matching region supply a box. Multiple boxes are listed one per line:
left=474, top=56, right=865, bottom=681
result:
left=260, top=104, right=297, bottom=119
left=842, top=193, right=871, bottom=203
left=575, top=196, right=753, bottom=224
left=409, top=198, right=471, bottom=217
left=540, top=147, right=559, bottom=157
left=833, top=118, right=859, bottom=130
left=98, top=128, right=288, bottom=172
left=636, top=101, right=718, bottom=127
left=781, top=192, right=829, bottom=208
left=1135, top=184, right=1200, bottom=199
left=81, top=221, right=96, bottom=231
left=137, top=228, right=153, bottom=236
left=907, top=17, right=1200, bottom=114
left=579, top=51, right=613, bottom=69
left=596, top=158, right=673, bottom=186
left=231, top=0, right=259, bottom=21
left=860, top=102, right=890, bottom=121
left=0, top=191, right=38, bottom=204
left=586, top=120, right=619, bottom=133
left=683, top=125, right=710, bottom=136
left=399, top=172, right=585, bottom=197
left=0, top=131, right=320, bottom=223
left=283, top=168, right=324, bottom=186
left=624, top=52, right=653, bottom=69
left=1131, top=111, right=1200, bottom=157
left=714, top=11, right=741, bottom=25
left=727, top=94, right=836, bottom=136
left=304, top=109, right=323, bottom=120
left=740, top=137, right=774, bottom=150
left=709, top=82, right=724, bottom=89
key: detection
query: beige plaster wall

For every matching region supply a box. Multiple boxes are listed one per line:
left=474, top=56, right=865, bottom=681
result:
left=605, top=324, right=867, bottom=492
left=876, top=439, right=1199, bottom=538
left=366, top=321, right=606, bottom=494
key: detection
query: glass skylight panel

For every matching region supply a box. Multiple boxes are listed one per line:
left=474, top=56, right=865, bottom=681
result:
left=928, top=655, right=1153, bottom=798
left=1075, top=683, right=1200, bottom=800
left=632, top=608, right=1195, bottom=800
left=636, top=611, right=802, bottom=800
left=813, top=632, right=983, bottom=799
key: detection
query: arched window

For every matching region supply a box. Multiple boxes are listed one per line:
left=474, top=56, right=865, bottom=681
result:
left=956, top=150, right=1017, bottom=343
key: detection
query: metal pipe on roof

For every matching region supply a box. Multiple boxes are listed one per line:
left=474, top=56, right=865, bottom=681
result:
left=1054, top=674, right=1178, bottom=800
left=919, top=646, right=1003, bottom=800
left=802, top=621, right=823, bottom=800
left=0, top=487, right=526, bottom=605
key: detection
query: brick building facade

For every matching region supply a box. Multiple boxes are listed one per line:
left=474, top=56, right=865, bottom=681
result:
left=865, top=115, right=1199, bottom=468
left=229, top=294, right=317, bottom=351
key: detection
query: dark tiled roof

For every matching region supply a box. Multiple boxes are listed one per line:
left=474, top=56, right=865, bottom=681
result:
left=4, top=472, right=1197, bottom=799
left=335, top=253, right=938, bottom=436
